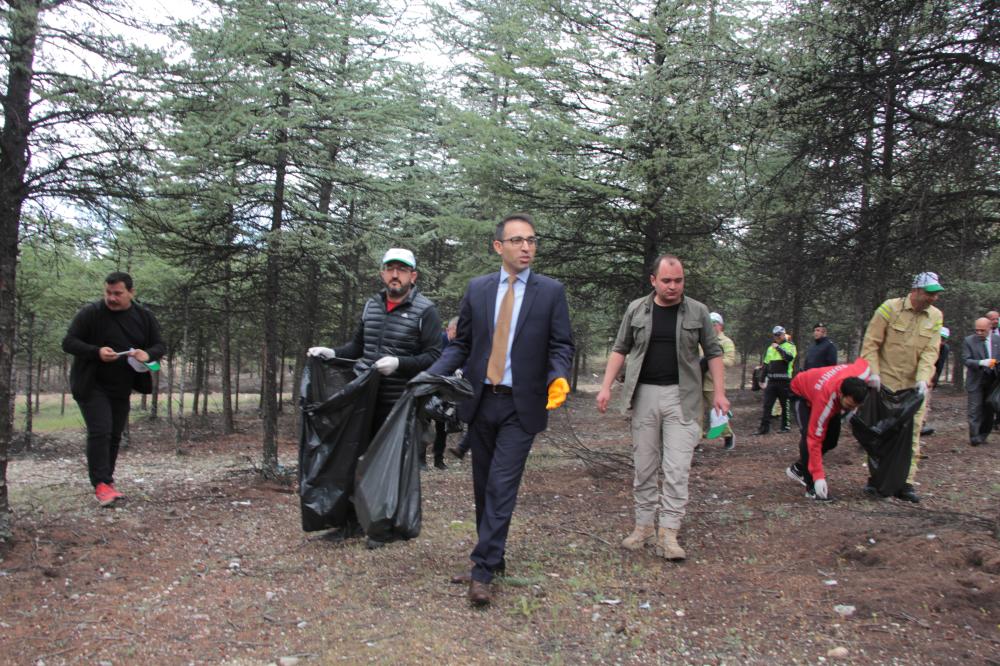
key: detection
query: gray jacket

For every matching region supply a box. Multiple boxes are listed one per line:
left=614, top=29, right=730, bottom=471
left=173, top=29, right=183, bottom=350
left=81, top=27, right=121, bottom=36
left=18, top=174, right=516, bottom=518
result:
left=962, top=333, right=998, bottom=392
left=611, top=293, right=722, bottom=420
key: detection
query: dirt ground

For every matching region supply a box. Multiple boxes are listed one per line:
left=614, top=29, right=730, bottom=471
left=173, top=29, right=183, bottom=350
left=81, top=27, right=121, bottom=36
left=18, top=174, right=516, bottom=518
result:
left=1, top=388, right=998, bottom=665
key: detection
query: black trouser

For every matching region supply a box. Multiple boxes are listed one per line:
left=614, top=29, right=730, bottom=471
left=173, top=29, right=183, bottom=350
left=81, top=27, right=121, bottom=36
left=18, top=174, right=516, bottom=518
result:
left=428, top=420, right=447, bottom=462
left=794, top=398, right=841, bottom=488
left=968, top=382, right=997, bottom=443
left=76, top=388, right=130, bottom=487
left=759, top=379, right=791, bottom=431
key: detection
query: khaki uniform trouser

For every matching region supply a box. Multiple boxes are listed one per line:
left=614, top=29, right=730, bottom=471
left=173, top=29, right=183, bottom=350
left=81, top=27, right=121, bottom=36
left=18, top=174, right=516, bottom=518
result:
left=908, top=395, right=928, bottom=484
left=702, top=390, right=733, bottom=439
left=631, top=384, right=701, bottom=530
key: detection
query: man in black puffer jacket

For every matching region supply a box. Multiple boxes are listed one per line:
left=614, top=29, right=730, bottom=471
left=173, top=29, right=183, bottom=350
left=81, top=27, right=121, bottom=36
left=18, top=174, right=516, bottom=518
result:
left=308, top=248, right=442, bottom=434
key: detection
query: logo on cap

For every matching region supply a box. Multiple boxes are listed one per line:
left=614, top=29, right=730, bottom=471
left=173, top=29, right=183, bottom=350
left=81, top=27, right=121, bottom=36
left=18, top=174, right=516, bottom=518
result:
left=911, top=271, right=943, bottom=292
left=382, top=248, right=416, bottom=269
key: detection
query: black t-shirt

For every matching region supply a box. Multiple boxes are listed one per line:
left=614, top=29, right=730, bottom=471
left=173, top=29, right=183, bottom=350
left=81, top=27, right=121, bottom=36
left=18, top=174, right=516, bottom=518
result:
left=95, top=306, right=150, bottom=396
left=638, top=302, right=680, bottom=386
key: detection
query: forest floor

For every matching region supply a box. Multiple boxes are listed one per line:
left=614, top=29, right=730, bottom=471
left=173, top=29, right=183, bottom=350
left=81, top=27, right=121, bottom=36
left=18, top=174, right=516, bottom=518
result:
left=2, top=387, right=998, bottom=665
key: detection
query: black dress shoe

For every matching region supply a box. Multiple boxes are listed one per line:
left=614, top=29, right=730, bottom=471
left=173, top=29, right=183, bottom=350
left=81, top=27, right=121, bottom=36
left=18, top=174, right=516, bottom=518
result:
left=447, top=445, right=467, bottom=460
left=894, top=484, right=921, bottom=503
left=779, top=426, right=791, bottom=433
left=970, top=438, right=982, bottom=447
left=862, top=478, right=884, bottom=498
left=468, top=580, right=492, bottom=606
left=434, top=458, right=447, bottom=470
left=920, top=426, right=935, bottom=436
left=752, top=429, right=769, bottom=436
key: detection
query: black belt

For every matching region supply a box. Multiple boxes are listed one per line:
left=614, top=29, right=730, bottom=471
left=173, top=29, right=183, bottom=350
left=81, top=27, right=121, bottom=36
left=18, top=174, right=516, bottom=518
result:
left=487, top=384, right=513, bottom=395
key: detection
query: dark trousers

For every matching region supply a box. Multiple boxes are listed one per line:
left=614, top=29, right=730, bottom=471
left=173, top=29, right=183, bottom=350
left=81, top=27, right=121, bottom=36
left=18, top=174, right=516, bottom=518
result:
left=467, top=392, right=535, bottom=584
left=968, top=383, right=997, bottom=443
left=76, top=388, right=130, bottom=487
left=794, top=398, right=841, bottom=487
left=428, top=420, right=447, bottom=462
left=759, top=380, right=791, bottom=431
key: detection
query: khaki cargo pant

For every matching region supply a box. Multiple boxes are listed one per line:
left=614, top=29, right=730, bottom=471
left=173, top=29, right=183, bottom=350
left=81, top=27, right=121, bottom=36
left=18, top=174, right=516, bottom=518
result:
left=631, top=384, right=701, bottom=530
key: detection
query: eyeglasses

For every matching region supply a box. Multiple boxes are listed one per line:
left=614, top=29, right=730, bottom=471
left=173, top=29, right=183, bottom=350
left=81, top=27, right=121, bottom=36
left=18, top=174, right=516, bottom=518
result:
left=382, top=264, right=413, bottom=274
left=500, top=236, right=539, bottom=248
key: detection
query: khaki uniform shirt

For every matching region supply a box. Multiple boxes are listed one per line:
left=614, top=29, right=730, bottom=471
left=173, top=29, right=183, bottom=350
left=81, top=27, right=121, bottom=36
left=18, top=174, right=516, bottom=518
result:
left=612, top=293, right=722, bottom=420
left=702, top=331, right=736, bottom=392
left=860, top=295, right=943, bottom=391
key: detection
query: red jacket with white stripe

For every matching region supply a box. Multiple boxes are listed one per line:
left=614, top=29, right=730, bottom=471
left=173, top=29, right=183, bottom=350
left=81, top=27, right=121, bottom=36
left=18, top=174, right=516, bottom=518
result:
left=790, top=358, right=871, bottom=481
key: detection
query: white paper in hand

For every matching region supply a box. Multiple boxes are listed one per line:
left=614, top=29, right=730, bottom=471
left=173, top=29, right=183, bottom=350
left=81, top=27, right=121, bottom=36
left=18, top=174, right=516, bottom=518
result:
left=706, top=409, right=730, bottom=439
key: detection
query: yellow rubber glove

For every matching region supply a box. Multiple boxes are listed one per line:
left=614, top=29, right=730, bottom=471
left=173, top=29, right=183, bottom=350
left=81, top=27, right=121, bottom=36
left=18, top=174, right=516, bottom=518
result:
left=546, top=377, right=570, bottom=410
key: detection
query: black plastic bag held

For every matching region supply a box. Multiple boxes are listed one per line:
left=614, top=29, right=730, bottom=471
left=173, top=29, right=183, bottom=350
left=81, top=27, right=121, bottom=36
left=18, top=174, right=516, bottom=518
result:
left=850, top=386, right=924, bottom=497
left=297, top=357, right=379, bottom=531
left=354, top=372, right=473, bottom=542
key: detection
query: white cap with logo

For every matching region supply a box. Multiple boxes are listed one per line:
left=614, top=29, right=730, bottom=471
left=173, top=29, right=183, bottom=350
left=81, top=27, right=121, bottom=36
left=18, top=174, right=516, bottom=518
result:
left=772, top=325, right=785, bottom=335
left=912, top=271, right=943, bottom=292
left=709, top=312, right=724, bottom=325
left=382, top=248, right=416, bottom=269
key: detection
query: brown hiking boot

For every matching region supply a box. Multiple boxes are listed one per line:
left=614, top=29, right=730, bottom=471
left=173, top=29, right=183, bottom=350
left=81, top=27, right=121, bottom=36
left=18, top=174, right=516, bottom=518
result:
left=656, top=527, right=686, bottom=561
left=621, top=524, right=656, bottom=551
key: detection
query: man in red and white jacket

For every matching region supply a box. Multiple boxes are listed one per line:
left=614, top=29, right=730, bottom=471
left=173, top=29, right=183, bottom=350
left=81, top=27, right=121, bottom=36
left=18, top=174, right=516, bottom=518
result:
left=785, top=358, right=871, bottom=500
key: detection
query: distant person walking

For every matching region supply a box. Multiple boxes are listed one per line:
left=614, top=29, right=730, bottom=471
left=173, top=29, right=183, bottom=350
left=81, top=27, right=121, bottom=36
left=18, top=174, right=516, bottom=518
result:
left=702, top=312, right=736, bottom=450
left=920, top=326, right=950, bottom=438
left=62, top=272, right=165, bottom=507
left=962, top=317, right=998, bottom=447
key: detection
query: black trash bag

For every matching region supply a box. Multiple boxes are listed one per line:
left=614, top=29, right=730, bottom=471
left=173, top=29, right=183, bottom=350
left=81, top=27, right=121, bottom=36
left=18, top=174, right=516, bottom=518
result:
left=354, top=372, right=473, bottom=542
left=850, top=386, right=924, bottom=497
left=297, top=356, right=379, bottom=532
left=423, top=395, right=463, bottom=434
left=988, top=378, right=1000, bottom=414
left=751, top=365, right=765, bottom=392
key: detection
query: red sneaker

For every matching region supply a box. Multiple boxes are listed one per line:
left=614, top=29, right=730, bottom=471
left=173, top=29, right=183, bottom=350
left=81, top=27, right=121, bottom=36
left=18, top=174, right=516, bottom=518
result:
left=95, top=482, right=120, bottom=507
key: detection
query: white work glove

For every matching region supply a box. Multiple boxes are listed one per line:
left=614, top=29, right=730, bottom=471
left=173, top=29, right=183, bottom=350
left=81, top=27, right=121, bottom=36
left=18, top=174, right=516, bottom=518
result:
left=867, top=374, right=881, bottom=390
left=978, top=358, right=998, bottom=368
left=915, top=380, right=927, bottom=395
left=813, top=479, right=829, bottom=500
left=307, top=346, right=336, bottom=359
left=374, top=356, right=399, bottom=375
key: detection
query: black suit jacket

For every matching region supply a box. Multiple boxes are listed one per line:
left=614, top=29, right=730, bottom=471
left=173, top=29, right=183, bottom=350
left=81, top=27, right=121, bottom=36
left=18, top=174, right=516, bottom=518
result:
left=428, top=270, right=574, bottom=434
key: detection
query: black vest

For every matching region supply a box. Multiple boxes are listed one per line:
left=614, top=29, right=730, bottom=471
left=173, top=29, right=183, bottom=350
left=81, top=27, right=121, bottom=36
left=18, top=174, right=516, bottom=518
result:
left=355, top=289, right=435, bottom=403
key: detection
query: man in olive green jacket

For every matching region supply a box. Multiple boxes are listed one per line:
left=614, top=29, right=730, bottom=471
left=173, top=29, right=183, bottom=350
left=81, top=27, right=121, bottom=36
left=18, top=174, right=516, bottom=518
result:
left=597, top=255, right=729, bottom=561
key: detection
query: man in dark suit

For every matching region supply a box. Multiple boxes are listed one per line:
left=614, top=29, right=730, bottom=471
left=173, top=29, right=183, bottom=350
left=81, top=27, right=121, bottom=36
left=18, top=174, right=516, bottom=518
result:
left=428, top=213, right=574, bottom=607
left=962, top=317, right=999, bottom=446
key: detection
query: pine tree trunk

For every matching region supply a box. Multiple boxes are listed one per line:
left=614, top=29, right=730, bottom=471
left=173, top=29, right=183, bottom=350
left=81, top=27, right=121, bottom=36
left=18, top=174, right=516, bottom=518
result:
left=0, top=0, right=41, bottom=542
left=34, top=357, right=41, bottom=414
left=60, top=355, right=67, bottom=416
left=219, top=236, right=235, bottom=433
left=23, top=311, right=34, bottom=450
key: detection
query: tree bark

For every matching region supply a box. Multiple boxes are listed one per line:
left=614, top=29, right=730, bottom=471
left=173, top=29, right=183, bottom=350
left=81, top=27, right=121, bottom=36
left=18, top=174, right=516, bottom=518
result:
left=0, top=0, right=41, bottom=541
left=22, top=311, right=35, bottom=450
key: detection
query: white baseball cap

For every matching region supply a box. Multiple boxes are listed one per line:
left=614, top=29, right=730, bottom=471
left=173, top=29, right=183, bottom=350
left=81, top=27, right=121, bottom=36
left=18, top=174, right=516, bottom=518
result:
left=381, top=248, right=416, bottom=269
left=772, top=325, right=785, bottom=335
left=709, top=312, right=724, bottom=325
left=939, top=326, right=950, bottom=339
left=912, top=271, right=943, bottom=292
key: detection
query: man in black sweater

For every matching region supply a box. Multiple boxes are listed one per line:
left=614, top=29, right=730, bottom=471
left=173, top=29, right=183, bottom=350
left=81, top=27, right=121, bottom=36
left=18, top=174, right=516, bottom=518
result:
left=62, top=272, right=165, bottom=507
